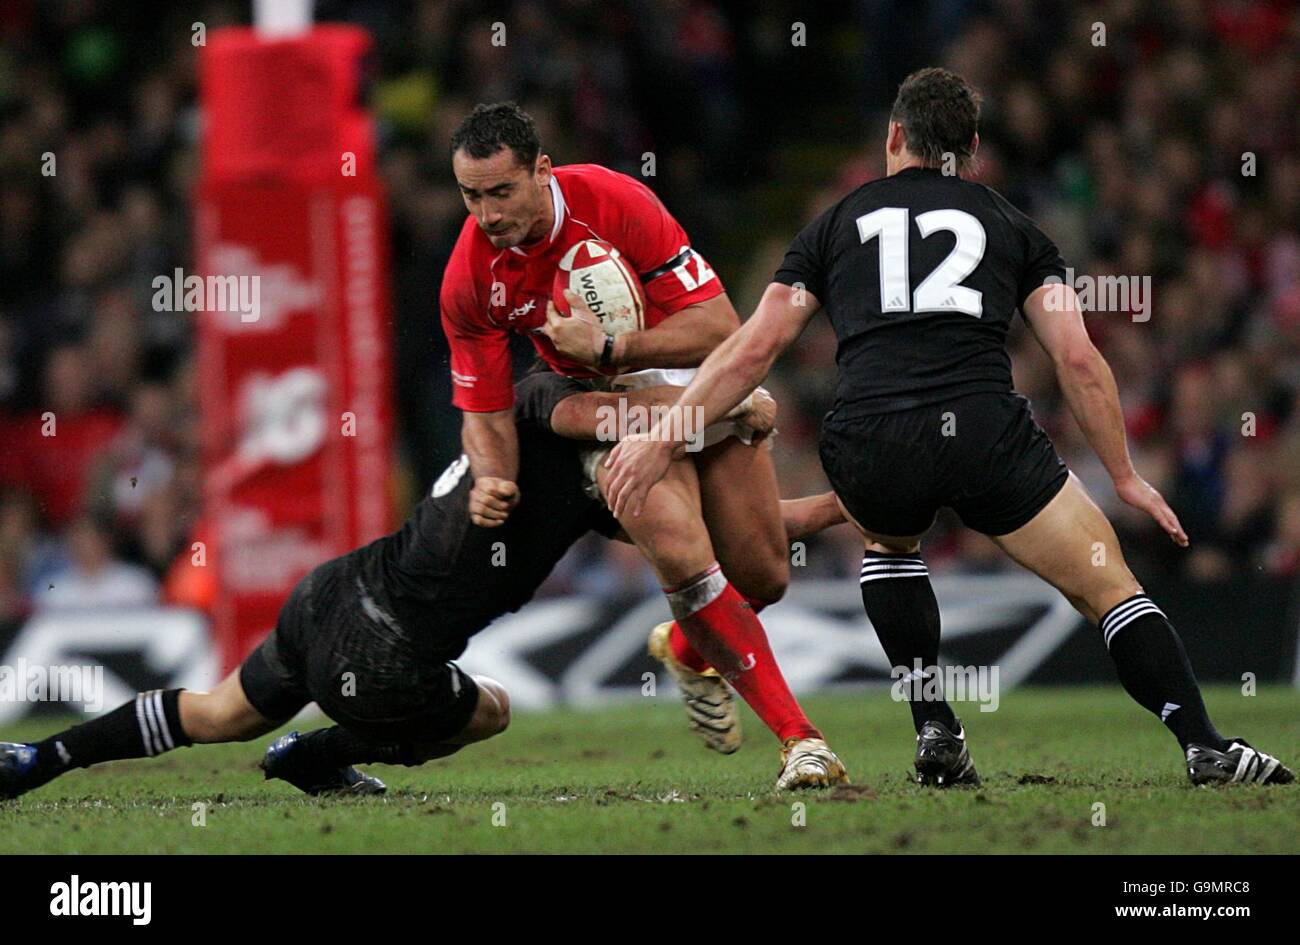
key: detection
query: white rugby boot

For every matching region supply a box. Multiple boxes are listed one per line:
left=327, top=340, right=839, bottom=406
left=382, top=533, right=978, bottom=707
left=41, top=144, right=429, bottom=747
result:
left=648, top=621, right=742, bottom=754
left=776, top=737, right=850, bottom=791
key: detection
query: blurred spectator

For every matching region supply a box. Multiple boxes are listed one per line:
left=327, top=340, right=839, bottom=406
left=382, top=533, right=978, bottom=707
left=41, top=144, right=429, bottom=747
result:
left=34, top=515, right=158, bottom=612
left=87, top=381, right=177, bottom=533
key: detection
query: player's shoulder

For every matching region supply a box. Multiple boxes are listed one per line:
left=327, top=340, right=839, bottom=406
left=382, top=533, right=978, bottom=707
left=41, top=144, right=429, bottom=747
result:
left=972, top=180, right=1039, bottom=228
left=960, top=180, right=1056, bottom=252
left=555, top=163, right=658, bottom=206
left=555, top=162, right=638, bottom=189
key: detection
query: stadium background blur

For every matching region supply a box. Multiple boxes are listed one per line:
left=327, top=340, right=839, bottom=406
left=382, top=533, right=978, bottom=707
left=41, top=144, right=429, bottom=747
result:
left=0, top=0, right=1297, bottom=644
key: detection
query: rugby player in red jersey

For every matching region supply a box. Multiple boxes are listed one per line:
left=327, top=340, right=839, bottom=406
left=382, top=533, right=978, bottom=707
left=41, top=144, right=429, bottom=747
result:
left=439, top=102, right=846, bottom=788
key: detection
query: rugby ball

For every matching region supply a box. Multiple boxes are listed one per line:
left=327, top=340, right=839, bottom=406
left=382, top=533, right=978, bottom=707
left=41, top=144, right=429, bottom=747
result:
left=552, top=239, right=646, bottom=336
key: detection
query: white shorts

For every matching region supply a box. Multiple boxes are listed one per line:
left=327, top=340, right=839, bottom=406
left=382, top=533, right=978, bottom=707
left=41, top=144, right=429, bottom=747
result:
left=577, top=367, right=754, bottom=503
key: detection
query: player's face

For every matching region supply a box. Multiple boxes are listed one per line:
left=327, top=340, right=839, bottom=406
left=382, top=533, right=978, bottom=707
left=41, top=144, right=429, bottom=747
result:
left=453, top=148, right=553, bottom=248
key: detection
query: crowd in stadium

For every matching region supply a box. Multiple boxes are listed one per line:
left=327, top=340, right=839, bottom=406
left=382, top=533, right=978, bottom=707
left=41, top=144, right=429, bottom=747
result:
left=0, top=0, right=1296, bottom=631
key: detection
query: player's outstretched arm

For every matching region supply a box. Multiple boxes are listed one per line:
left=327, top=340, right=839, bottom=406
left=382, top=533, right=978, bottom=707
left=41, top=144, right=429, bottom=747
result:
left=549, top=385, right=777, bottom=442
left=550, top=385, right=681, bottom=439
left=603, top=282, right=820, bottom=518
left=462, top=408, right=521, bottom=527
left=1021, top=283, right=1188, bottom=546
left=781, top=492, right=846, bottom=541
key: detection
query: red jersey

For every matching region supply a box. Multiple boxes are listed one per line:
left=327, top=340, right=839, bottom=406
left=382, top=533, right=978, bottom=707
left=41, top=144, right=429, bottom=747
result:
left=440, top=164, right=724, bottom=412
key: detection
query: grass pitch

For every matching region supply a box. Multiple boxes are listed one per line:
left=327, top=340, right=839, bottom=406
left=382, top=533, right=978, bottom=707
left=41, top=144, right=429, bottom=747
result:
left=2, top=686, right=1297, bottom=854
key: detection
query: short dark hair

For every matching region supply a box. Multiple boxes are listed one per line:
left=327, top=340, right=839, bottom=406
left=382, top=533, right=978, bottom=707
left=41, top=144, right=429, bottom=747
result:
left=890, top=68, right=981, bottom=171
left=450, top=102, right=541, bottom=167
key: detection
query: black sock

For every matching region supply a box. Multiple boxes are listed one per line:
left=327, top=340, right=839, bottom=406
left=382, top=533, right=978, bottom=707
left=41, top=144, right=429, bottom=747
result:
left=860, top=551, right=957, bottom=733
left=29, top=689, right=193, bottom=788
left=1101, top=595, right=1225, bottom=751
left=296, top=727, right=413, bottom=768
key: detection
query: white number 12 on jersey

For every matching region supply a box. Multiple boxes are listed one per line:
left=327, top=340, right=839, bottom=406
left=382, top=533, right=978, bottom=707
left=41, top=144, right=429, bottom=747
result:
left=855, top=207, right=986, bottom=317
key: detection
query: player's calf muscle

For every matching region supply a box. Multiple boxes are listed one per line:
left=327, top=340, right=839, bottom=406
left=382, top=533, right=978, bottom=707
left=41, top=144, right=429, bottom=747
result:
left=178, top=675, right=277, bottom=744
left=711, top=526, right=788, bottom=605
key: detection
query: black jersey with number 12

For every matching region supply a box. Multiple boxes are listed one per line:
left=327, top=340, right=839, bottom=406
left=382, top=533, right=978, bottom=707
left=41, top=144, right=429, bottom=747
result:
left=774, top=166, right=1067, bottom=417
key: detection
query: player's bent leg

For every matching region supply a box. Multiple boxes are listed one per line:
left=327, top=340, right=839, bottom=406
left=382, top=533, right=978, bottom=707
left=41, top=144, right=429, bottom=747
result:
left=396, top=679, right=511, bottom=763
left=604, top=457, right=713, bottom=585
left=992, top=475, right=1195, bottom=735
left=180, top=671, right=282, bottom=743
left=652, top=437, right=790, bottom=745
left=992, top=475, right=1293, bottom=783
left=600, top=458, right=743, bottom=753
left=261, top=675, right=511, bottom=796
left=696, top=437, right=790, bottom=606
left=599, top=460, right=846, bottom=785
left=987, top=474, right=1140, bottom=625
left=442, top=675, right=511, bottom=746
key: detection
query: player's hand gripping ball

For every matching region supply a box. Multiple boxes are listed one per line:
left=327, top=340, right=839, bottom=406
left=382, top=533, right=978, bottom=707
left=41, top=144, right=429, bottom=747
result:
left=543, top=240, right=645, bottom=369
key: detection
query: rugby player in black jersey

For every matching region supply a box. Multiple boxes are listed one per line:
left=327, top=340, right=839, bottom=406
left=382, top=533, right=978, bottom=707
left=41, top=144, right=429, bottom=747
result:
left=0, top=371, right=839, bottom=799
left=607, top=68, right=1293, bottom=787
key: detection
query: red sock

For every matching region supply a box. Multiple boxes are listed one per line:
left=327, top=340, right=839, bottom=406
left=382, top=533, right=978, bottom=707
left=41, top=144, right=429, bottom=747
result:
left=668, top=595, right=769, bottom=674
left=665, top=567, right=820, bottom=743
left=667, top=622, right=710, bottom=672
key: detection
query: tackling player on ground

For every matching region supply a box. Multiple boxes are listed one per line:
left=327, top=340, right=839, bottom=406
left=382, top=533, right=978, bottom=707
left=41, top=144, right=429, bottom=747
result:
left=440, top=103, right=847, bottom=787
left=1, top=374, right=837, bottom=799
left=607, top=68, right=1293, bottom=788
